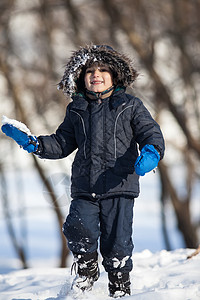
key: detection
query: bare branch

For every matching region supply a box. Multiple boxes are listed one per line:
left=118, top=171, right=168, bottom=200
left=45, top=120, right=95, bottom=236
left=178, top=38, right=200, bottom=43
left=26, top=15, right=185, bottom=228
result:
left=187, top=245, right=200, bottom=259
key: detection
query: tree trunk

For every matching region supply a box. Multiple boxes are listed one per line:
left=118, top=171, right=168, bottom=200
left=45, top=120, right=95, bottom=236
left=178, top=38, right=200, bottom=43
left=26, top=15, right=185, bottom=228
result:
left=158, top=162, right=198, bottom=248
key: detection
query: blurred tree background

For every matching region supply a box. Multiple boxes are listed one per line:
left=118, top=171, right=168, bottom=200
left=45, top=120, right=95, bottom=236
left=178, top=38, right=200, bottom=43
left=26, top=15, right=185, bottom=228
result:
left=0, top=0, right=200, bottom=268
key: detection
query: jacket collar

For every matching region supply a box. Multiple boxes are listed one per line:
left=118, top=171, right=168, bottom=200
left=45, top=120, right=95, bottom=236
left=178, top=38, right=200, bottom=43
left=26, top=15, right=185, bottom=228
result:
left=110, top=87, right=127, bottom=108
left=85, top=85, right=115, bottom=100
left=71, top=93, right=89, bottom=111
left=71, top=86, right=127, bottom=111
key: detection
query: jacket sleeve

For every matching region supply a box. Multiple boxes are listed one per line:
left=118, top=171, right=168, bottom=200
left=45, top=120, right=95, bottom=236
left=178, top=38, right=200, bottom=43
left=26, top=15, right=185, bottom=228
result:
left=131, top=97, right=165, bottom=159
left=35, top=105, right=77, bottom=159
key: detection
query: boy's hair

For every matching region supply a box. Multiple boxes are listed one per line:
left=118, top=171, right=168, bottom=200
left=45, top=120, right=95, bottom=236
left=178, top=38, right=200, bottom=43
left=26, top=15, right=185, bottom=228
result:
left=58, top=44, right=138, bottom=96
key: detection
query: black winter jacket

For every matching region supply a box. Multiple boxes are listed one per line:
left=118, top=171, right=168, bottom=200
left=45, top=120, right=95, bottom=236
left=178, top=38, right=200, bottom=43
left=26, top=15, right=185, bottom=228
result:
left=37, top=88, right=165, bottom=199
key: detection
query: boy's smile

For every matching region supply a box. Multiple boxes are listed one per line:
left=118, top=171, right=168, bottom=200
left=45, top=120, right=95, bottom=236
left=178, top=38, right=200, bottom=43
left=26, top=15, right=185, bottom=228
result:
left=84, top=66, right=113, bottom=93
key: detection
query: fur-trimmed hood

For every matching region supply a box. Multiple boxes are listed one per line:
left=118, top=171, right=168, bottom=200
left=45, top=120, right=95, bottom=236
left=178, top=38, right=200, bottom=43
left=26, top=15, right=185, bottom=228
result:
left=57, top=44, right=138, bottom=96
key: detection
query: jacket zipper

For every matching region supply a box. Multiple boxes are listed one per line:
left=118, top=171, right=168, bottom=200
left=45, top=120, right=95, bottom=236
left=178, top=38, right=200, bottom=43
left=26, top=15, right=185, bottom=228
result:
left=102, top=101, right=107, bottom=194
left=71, top=110, right=87, bottom=159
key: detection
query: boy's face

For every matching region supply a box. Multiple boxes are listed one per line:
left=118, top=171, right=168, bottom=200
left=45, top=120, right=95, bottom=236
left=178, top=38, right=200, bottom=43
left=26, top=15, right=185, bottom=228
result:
left=84, top=65, right=113, bottom=93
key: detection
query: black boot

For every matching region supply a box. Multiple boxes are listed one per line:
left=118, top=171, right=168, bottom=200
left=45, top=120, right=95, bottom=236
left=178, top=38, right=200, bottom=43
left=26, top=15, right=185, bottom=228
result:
left=108, top=272, right=131, bottom=298
left=71, top=252, right=100, bottom=292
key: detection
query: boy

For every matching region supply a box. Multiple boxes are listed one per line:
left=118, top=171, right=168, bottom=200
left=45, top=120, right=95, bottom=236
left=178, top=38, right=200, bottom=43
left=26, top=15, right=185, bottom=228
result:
left=2, top=44, right=165, bottom=298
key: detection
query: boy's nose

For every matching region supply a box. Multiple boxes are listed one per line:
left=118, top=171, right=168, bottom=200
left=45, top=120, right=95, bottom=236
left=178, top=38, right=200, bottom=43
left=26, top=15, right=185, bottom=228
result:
left=93, top=69, right=100, bottom=77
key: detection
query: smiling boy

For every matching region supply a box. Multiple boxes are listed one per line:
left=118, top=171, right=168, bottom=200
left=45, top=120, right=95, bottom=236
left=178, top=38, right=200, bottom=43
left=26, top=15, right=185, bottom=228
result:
left=1, top=44, right=165, bottom=298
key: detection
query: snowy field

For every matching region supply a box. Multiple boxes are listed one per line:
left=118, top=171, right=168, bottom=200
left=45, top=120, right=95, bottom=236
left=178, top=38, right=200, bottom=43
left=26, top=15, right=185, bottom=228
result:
left=0, top=248, right=199, bottom=300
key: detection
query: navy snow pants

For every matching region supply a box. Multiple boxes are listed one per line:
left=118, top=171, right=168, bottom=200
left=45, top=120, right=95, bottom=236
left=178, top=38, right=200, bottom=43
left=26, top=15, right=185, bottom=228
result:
left=63, top=196, right=134, bottom=273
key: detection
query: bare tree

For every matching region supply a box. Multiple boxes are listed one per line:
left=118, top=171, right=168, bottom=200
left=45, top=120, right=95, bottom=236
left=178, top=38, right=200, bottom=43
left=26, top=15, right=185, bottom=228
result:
left=0, top=162, right=28, bottom=269
left=0, top=0, right=199, bottom=268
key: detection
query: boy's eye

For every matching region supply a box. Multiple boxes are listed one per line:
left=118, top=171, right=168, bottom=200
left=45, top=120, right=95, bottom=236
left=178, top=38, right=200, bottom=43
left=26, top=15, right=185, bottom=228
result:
left=99, top=68, right=109, bottom=72
left=85, top=67, right=110, bottom=73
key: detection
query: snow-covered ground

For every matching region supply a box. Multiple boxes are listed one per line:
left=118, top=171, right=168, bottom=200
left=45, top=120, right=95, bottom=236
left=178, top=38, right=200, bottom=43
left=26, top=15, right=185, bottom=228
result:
left=0, top=248, right=199, bottom=300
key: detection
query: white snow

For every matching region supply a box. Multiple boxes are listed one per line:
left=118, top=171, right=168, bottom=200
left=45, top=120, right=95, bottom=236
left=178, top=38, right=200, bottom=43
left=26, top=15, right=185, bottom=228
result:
left=2, top=116, right=32, bottom=136
left=0, top=248, right=199, bottom=300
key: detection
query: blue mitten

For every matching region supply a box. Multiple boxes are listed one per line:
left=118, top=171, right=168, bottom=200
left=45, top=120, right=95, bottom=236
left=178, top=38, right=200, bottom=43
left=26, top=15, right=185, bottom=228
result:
left=134, top=144, right=160, bottom=176
left=1, top=116, right=38, bottom=153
